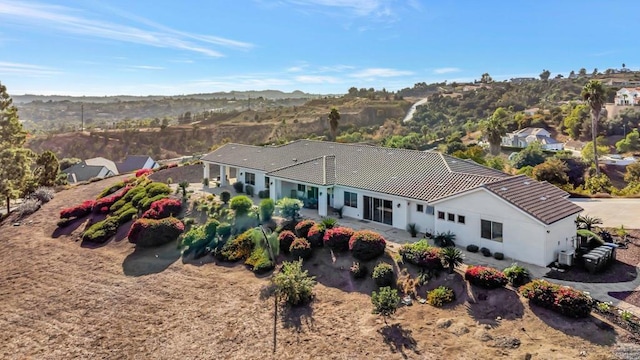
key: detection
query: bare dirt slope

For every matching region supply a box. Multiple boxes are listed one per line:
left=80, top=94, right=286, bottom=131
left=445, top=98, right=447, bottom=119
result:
left=0, top=177, right=636, bottom=359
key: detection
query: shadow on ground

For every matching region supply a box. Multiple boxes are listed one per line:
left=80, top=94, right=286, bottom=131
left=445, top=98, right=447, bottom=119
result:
left=545, top=260, right=637, bottom=283
left=466, top=285, right=524, bottom=327
left=609, top=290, right=640, bottom=308
left=281, top=302, right=315, bottom=333
left=378, top=323, right=420, bottom=359
left=122, top=241, right=181, bottom=276
left=528, top=304, right=618, bottom=345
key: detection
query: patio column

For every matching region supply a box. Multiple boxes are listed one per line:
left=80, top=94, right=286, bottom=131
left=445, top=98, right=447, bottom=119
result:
left=203, top=163, right=210, bottom=183
left=270, top=179, right=281, bottom=201
left=220, top=165, right=228, bottom=186
left=318, top=187, right=328, bottom=217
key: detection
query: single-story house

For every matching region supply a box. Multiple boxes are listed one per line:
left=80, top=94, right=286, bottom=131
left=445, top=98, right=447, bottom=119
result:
left=202, top=140, right=582, bottom=267
left=63, top=163, right=116, bottom=184
left=84, top=157, right=119, bottom=175
left=116, top=155, right=159, bottom=174
left=501, top=127, right=564, bottom=151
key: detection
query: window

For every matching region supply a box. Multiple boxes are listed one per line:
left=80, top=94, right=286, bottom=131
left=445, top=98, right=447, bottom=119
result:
left=344, top=191, right=358, bottom=207
left=265, top=176, right=270, bottom=189
left=458, top=215, right=465, bottom=224
left=481, top=220, right=503, bottom=242
left=447, top=213, right=455, bottom=222
left=426, top=206, right=435, bottom=215
left=437, top=211, right=445, bottom=220
left=416, top=204, right=424, bottom=212
left=244, top=172, right=255, bottom=185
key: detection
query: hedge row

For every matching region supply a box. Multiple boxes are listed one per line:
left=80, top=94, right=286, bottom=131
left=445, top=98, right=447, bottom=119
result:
left=519, top=279, right=592, bottom=318
left=60, top=200, right=95, bottom=219
left=141, top=198, right=182, bottom=219
left=399, top=240, right=443, bottom=270
left=128, top=217, right=185, bottom=247
left=464, top=266, right=508, bottom=289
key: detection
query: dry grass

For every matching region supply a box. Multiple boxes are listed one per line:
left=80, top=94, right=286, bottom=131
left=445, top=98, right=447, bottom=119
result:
left=0, top=175, right=635, bottom=359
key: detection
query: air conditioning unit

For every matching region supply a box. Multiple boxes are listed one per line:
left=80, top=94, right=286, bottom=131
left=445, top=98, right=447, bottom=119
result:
left=558, top=251, right=574, bottom=266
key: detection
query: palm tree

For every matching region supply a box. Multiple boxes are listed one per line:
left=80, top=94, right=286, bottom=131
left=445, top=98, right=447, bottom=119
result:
left=328, top=107, right=340, bottom=141
left=575, top=214, right=603, bottom=231
left=582, top=80, right=606, bottom=175
left=481, top=107, right=508, bottom=155
left=434, top=230, right=456, bottom=247
left=441, top=247, right=463, bottom=274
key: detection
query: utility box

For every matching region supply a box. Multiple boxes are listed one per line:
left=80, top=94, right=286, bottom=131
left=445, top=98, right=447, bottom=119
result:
left=558, top=250, right=574, bottom=266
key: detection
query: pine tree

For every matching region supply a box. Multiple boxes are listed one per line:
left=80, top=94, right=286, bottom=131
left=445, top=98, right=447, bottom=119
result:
left=0, top=82, right=34, bottom=214
left=35, top=150, right=60, bottom=187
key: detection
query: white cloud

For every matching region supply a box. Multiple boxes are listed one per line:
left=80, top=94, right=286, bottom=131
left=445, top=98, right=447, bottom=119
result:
left=284, top=0, right=396, bottom=19
left=318, top=64, right=355, bottom=72
left=349, top=67, right=413, bottom=78
left=128, top=65, right=164, bottom=70
left=0, top=0, right=253, bottom=57
left=294, top=75, right=339, bottom=84
left=433, top=67, right=461, bottom=74
left=0, top=61, right=60, bottom=77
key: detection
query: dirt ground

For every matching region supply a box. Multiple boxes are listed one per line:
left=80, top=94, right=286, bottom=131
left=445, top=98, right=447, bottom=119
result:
left=1, top=176, right=638, bottom=359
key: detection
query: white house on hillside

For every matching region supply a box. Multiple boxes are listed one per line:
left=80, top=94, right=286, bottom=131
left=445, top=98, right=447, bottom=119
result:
left=501, top=127, right=564, bottom=151
left=615, top=87, right=640, bottom=106
left=201, top=140, right=582, bottom=267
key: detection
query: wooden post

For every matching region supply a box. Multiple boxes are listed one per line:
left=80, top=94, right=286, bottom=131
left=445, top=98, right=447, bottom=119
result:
left=273, top=294, right=277, bottom=354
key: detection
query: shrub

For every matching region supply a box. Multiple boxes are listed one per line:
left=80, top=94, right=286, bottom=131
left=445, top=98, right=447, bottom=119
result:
left=320, top=217, right=337, bottom=229
left=141, top=198, right=182, bottom=219
left=399, top=240, right=443, bottom=269
left=466, top=244, right=479, bottom=253
left=441, top=247, right=463, bottom=274
left=519, top=279, right=592, bottom=318
left=135, top=168, right=154, bottom=177
left=289, top=237, right=312, bottom=260
left=245, top=184, right=254, bottom=197
left=15, top=198, right=41, bottom=218
left=96, top=182, right=125, bottom=199
left=323, top=226, right=354, bottom=252
left=202, top=177, right=209, bottom=186
left=350, top=230, right=387, bottom=261
left=109, top=198, right=127, bottom=213
left=127, top=217, right=185, bottom=247
left=138, top=194, right=169, bottom=212
left=229, top=195, right=253, bottom=216
left=245, top=247, right=274, bottom=274
left=503, top=263, right=530, bottom=287
left=306, top=223, right=326, bottom=248
left=232, top=181, right=244, bottom=193
left=433, top=231, right=456, bottom=247
left=276, top=197, right=303, bottom=220
left=493, top=252, right=504, bottom=260
left=144, top=182, right=172, bottom=197
left=278, top=230, right=296, bottom=253
left=82, top=217, right=119, bottom=243
left=113, top=202, right=135, bottom=217
left=219, top=229, right=256, bottom=262
left=93, top=186, right=131, bottom=213
left=350, top=261, right=368, bottom=279
left=273, top=260, right=316, bottom=306
left=294, top=219, right=316, bottom=238
left=220, top=191, right=231, bottom=204
left=371, top=286, right=400, bottom=321
left=57, top=218, right=73, bottom=228
left=203, top=219, right=219, bottom=239
left=258, top=190, right=270, bottom=199
left=217, top=222, right=232, bottom=239
left=480, top=247, right=492, bottom=257
left=116, top=207, right=137, bottom=224
left=259, top=198, right=275, bottom=222
left=131, top=191, right=148, bottom=207
left=124, top=185, right=146, bottom=202
left=427, top=286, right=455, bottom=307
left=60, top=200, right=95, bottom=219
left=31, top=187, right=55, bottom=203
left=407, top=223, right=418, bottom=237
left=372, top=262, right=394, bottom=287
left=465, top=266, right=508, bottom=289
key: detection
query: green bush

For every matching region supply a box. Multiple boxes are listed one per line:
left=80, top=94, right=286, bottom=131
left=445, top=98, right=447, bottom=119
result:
left=203, top=219, right=219, bottom=240
left=139, top=194, right=169, bottom=212
left=97, top=181, right=125, bottom=199
left=113, top=202, right=135, bottom=217
left=117, top=207, right=138, bottom=224
left=273, top=260, right=316, bottom=306
left=465, top=266, right=508, bottom=289
left=493, top=252, right=504, bottom=260
left=217, top=222, right=232, bottom=239
left=466, top=244, right=479, bottom=252
left=220, top=191, right=231, bottom=204
left=245, top=247, right=274, bottom=273
left=503, top=263, right=530, bottom=287
left=289, top=237, right=312, bottom=260
left=131, top=191, right=148, bottom=207
left=127, top=217, right=185, bottom=247
left=278, top=230, right=296, bottom=253
left=145, top=182, right=172, bottom=197
left=219, top=229, right=256, bottom=262
left=258, top=190, right=270, bottom=199
left=276, top=197, right=303, bottom=220
left=427, top=286, right=455, bottom=307
left=320, top=217, right=338, bottom=229
left=350, top=230, right=387, bottom=261
left=82, top=217, right=119, bottom=243
left=306, top=223, right=326, bottom=248
left=372, top=262, right=394, bottom=287
left=519, top=279, right=593, bottom=318
left=110, top=198, right=128, bottom=213
left=124, top=185, right=146, bottom=202
left=399, top=240, right=443, bottom=269
left=245, top=184, right=254, bottom=197
left=259, top=198, right=275, bottom=222
left=232, top=181, right=244, bottom=193
left=229, top=195, right=253, bottom=216
left=371, top=286, right=399, bottom=320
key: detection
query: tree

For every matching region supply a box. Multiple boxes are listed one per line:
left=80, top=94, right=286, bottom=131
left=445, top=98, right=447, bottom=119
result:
left=441, top=247, right=463, bottom=274
left=581, top=140, right=609, bottom=163
left=624, top=162, right=640, bottom=183
left=532, top=158, right=569, bottom=185
left=259, top=198, right=275, bottom=222
left=511, top=142, right=546, bottom=169
left=539, top=69, right=551, bottom=81
left=371, top=286, right=399, bottom=324
left=576, top=214, right=603, bottom=231
left=480, top=73, right=493, bottom=84
left=481, top=107, right=508, bottom=155
left=35, top=150, right=60, bottom=187
left=563, top=104, right=589, bottom=140
left=582, top=80, right=606, bottom=175
left=615, top=129, right=640, bottom=153
left=229, top=195, right=253, bottom=216
left=0, top=82, right=34, bottom=214
left=578, top=68, right=587, bottom=76
left=328, top=107, right=340, bottom=141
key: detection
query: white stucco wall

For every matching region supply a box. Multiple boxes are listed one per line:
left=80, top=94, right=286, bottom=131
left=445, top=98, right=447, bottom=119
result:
left=433, top=189, right=572, bottom=267
left=407, top=201, right=435, bottom=235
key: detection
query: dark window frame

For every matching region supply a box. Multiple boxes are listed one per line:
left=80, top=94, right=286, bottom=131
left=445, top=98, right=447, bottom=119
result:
left=437, top=211, right=445, bottom=220
left=344, top=191, right=358, bottom=208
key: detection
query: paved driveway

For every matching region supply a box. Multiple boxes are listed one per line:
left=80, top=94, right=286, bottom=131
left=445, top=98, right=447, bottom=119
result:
left=571, top=198, right=640, bottom=229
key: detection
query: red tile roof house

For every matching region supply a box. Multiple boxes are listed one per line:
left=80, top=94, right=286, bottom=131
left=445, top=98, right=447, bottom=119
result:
left=202, top=140, right=582, bottom=267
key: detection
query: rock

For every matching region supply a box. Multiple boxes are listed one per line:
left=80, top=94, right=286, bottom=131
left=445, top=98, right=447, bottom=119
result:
left=436, top=318, right=453, bottom=328
left=493, top=336, right=521, bottom=349
left=450, top=324, right=470, bottom=335
left=496, top=316, right=502, bottom=321
left=13, top=222, right=20, bottom=226
left=474, top=329, right=493, bottom=342
left=524, top=354, right=532, bottom=360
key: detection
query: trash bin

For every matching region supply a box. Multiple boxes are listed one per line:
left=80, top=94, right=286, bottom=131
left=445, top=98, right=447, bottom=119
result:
left=588, top=248, right=609, bottom=270
left=594, top=246, right=613, bottom=267
left=601, top=243, right=619, bottom=262
left=582, top=254, right=600, bottom=274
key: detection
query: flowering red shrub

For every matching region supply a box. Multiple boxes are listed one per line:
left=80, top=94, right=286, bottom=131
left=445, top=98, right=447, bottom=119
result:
left=141, top=198, right=182, bottom=219
left=278, top=230, right=296, bottom=253
left=323, top=226, right=354, bottom=252
left=93, top=185, right=132, bottom=213
left=60, top=200, right=95, bottom=219
left=519, top=279, right=592, bottom=318
left=289, top=237, right=312, bottom=260
left=464, top=266, right=508, bottom=289
left=306, top=223, right=325, bottom=248
left=399, top=240, right=443, bottom=269
left=349, top=230, right=386, bottom=261
left=167, top=163, right=178, bottom=168
left=135, top=168, right=154, bottom=177
left=128, top=217, right=184, bottom=247
left=294, top=219, right=316, bottom=238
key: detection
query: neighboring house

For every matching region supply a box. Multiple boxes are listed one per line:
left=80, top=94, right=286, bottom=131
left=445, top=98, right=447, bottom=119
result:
left=84, top=157, right=119, bottom=175
left=63, top=163, right=115, bottom=184
left=202, top=140, right=582, bottom=267
left=501, top=127, right=564, bottom=151
left=116, top=155, right=159, bottom=174
left=523, top=108, right=540, bottom=116
left=614, top=87, right=640, bottom=106
left=510, top=77, right=536, bottom=84
left=600, top=155, right=637, bottom=166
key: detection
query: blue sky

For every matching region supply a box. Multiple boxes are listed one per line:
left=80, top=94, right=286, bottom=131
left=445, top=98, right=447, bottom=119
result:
left=0, top=0, right=638, bottom=96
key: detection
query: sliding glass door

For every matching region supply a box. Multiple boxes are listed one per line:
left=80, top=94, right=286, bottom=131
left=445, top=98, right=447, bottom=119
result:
left=363, top=196, right=392, bottom=225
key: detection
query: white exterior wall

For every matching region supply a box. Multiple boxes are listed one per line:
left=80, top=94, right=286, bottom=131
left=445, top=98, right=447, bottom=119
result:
left=333, top=186, right=409, bottom=228
left=434, top=189, right=561, bottom=267
left=407, top=201, right=435, bottom=235
left=236, top=167, right=267, bottom=192
left=544, top=215, right=579, bottom=265
left=143, top=158, right=156, bottom=169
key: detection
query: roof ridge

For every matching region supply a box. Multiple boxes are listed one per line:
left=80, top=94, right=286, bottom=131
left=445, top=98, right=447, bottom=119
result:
left=270, top=154, right=333, bottom=173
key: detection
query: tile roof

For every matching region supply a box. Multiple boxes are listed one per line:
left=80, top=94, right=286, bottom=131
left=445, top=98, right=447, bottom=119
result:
left=268, top=155, right=337, bottom=186
left=62, top=164, right=109, bottom=183
left=84, top=157, right=119, bottom=175
left=116, top=155, right=155, bottom=174
left=483, top=175, right=582, bottom=225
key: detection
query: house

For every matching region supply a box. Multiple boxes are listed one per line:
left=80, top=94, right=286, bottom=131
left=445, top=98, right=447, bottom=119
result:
left=63, top=163, right=116, bottom=184
left=201, top=140, right=582, bottom=267
left=510, top=77, right=536, bottom=84
left=614, top=87, right=640, bottom=106
left=501, top=127, right=564, bottom=151
left=523, top=108, right=540, bottom=116
left=84, top=157, right=119, bottom=175
left=116, top=155, right=159, bottom=174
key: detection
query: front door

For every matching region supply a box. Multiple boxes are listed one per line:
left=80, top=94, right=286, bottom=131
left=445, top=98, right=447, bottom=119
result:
left=363, top=195, right=392, bottom=225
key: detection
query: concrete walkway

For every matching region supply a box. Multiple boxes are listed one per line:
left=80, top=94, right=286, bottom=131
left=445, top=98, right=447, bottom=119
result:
left=191, top=183, right=640, bottom=316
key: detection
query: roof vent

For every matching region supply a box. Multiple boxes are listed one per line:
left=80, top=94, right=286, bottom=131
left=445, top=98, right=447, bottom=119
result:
left=523, top=181, right=530, bottom=185
left=313, top=162, right=319, bottom=165
left=437, top=182, right=444, bottom=186
left=500, top=187, right=508, bottom=191
left=243, top=158, right=247, bottom=161
left=231, top=146, right=236, bottom=149
left=270, top=163, right=275, bottom=166
left=390, top=176, right=397, bottom=180
left=217, top=154, right=222, bottom=157
left=352, top=170, right=358, bottom=174
left=420, top=155, right=426, bottom=159
left=292, top=158, right=297, bottom=162
left=357, top=148, right=362, bottom=152
left=329, top=145, right=334, bottom=148
left=451, top=160, right=457, bottom=163
left=388, top=152, right=394, bottom=155
left=540, top=196, right=547, bottom=201
left=257, top=150, right=261, bottom=153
